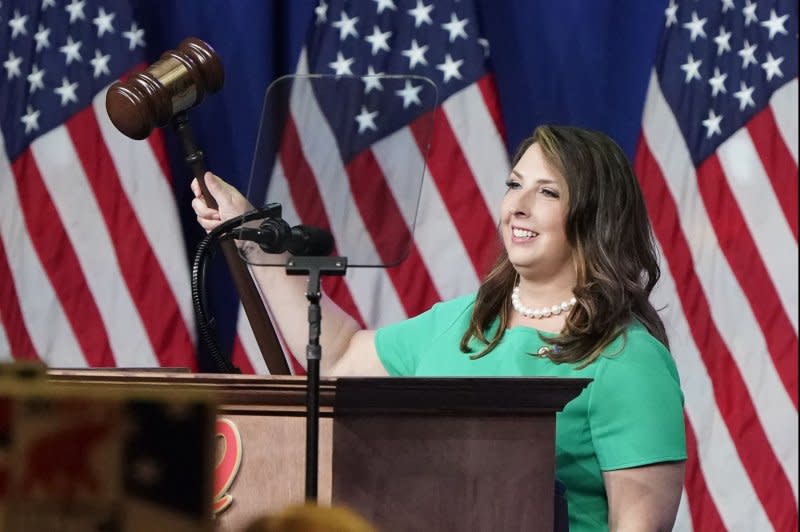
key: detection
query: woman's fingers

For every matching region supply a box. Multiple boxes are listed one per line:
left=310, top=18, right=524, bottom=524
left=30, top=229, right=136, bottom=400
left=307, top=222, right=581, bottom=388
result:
left=190, top=173, right=253, bottom=232
left=191, top=197, right=220, bottom=219
left=197, top=215, right=222, bottom=232
left=190, top=178, right=201, bottom=197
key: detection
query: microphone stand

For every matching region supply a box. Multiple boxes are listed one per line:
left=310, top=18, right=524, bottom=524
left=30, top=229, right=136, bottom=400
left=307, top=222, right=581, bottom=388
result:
left=285, top=256, right=348, bottom=501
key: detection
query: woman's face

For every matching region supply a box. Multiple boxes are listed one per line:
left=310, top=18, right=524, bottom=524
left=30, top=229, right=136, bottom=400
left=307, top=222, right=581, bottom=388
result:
left=500, top=142, right=573, bottom=280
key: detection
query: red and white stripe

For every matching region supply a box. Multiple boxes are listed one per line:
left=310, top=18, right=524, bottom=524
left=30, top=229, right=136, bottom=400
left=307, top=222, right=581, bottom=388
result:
left=0, top=82, right=196, bottom=370
left=652, top=243, right=771, bottom=531
left=30, top=125, right=158, bottom=367
left=0, top=314, right=9, bottom=361
left=92, top=91, right=196, bottom=339
left=1, top=131, right=91, bottom=367
left=770, top=78, right=798, bottom=164
left=235, top=49, right=508, bottom=370
left=637, top=71, right=798, bottom=531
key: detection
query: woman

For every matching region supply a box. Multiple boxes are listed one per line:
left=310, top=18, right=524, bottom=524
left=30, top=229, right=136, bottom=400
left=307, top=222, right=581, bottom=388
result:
left=193, top=125, right=686, bottom=531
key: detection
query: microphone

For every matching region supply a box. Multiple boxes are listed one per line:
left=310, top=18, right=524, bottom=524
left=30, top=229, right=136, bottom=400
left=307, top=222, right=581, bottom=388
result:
left=285, top=224, right=335, bottom=256
left=240, top=218, right=334, bottom=256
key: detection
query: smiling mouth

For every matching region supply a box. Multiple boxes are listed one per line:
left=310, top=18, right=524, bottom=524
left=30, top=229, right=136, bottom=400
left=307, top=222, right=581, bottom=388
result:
left=512, top=227, right=539, bottom=241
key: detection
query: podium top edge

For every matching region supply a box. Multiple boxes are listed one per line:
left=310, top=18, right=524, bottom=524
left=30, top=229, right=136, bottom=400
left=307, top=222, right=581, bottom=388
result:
left=45, top=371, right=590, bottom=416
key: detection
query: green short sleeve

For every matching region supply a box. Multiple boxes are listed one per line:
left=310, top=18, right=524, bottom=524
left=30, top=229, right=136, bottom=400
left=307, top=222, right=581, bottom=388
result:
left=374, top=314, right=424, bottom=376
left=588, top=331, right=687, bottom=470
left=375, top=294, right=475, bottom=376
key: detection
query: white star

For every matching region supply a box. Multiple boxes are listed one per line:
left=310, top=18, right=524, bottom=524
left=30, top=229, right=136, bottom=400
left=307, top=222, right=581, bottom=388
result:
left=682, top=11, right=707, bottom=42
left=395, top=79, right=423, bottom=109
left=123, top=22, right=145, bottom=50
left=733, top=81, right=755, bottom=111
left=742, top=0, right=758, bottom=27
left=702, top=109, right=723, bottom=138
left=708, top=67, right=727, bottom=97
left=8, top=10, right=28, bottom=39
left=436, top=53, right=464, bottom=83
left=362, top=66, right=383, bottom=93
left=332, top=11, right=359, bottom=41
left=407, top=0, right=433, bottom=28
left=761, top=52, right=784, bottom=81
left=365, top=25, right=391, bottom=55
left=738, top=40, right=758, bottom=68
left=54, top=77, right=79, bottom=106
left=314, top=0, right=328, bottom=24
left=42, top=0, right=56, bottom=9
left=680, top=53, right=702, bottom=83
left=328, top=51, right=354, bottom=75
left=665, top=0, right=678, bottom=27
left=3, top=51, right=22, bottom=80
left=91, top=49, right=111, bottom=78
left=401, top=39, right=428, bottom=69
left=93, top=7, right=115, bottom=37
left=21, top=106, right=41, bottom=134
left=442, top=13, right=468, bottom=42
left=372, top=0, right=396, bottom=14
left=721, top=0, right=735, bottom=13
left=59, top=36, right=83, bottom=65
left=713, top=26, right=732, bottom=55
left=760, top=9, right=789, bottom=40
left=354, top=105, right=378, bottom=134
left=34, top=24, right=51, bottom=52
left=65, top=0, right=86, bottom=23
left=27, top=64, right=46, bottom=93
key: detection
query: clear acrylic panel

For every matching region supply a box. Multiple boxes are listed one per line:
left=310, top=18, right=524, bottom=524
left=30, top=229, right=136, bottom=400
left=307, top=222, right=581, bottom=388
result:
left=237, top=74, right=437, bottom=267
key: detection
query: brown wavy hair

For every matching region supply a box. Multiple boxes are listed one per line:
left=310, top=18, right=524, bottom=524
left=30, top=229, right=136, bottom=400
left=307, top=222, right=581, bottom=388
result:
left=459, top=125, right=668, bottom=366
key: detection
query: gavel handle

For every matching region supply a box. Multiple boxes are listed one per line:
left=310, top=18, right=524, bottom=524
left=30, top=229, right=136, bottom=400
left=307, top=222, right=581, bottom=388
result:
left=172, top=113, right=290, bottom=374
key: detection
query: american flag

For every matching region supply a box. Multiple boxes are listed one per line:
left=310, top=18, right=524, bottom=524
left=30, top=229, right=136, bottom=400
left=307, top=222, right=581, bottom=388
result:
left=235, top=0, right=509, bottom=371
left=635, top=0, right=798, bottom=530
left=0, top=0, right=196, bottom=369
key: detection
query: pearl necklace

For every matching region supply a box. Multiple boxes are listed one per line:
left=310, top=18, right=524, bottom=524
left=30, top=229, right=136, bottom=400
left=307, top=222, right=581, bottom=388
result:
left=511, top=286, right=577, bottom=319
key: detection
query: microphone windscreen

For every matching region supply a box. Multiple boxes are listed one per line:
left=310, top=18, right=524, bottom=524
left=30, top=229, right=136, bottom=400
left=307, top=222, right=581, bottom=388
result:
left=290, top=225, right=334, bottom=256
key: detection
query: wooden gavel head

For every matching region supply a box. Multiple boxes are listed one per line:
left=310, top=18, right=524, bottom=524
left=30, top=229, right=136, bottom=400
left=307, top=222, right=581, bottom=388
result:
left=106, top=37, right=224, bottom=140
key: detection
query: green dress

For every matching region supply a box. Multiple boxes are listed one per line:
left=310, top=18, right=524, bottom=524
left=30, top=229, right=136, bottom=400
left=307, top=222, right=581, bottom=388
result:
left=375, top=294, right=686, bottom=532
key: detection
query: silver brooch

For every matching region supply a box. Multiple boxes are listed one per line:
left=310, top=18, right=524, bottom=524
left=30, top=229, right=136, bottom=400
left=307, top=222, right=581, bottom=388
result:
left=537, top=346, right=552, bottom=357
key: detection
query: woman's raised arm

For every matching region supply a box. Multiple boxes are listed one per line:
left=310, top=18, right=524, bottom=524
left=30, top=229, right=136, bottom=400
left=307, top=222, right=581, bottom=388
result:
left=191, top=172, right=386, bottom=376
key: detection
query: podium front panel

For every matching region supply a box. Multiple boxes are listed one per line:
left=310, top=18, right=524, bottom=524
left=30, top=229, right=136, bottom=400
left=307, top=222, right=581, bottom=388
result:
left=215, top=414, right=333, bottom=532
left=333, top=415, right=556, bottom=532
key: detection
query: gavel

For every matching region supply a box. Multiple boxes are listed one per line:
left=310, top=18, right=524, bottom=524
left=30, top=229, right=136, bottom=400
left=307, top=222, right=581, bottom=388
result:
left=106, top=38, right=289, bottom=374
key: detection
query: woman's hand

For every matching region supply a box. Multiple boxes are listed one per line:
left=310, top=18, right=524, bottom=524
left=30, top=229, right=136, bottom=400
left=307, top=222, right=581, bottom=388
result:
left=190, top=172, right=254, bottom=233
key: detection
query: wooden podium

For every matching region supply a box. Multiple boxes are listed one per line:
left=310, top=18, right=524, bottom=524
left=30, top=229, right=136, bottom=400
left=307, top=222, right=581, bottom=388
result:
left=48, top=371, right=589, bottom=532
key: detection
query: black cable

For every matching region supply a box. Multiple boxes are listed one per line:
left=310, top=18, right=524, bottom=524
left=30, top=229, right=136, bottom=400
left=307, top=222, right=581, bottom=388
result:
left=192, top=230, right=237, bottom=373
left=190, top=206, right=281, bottom=373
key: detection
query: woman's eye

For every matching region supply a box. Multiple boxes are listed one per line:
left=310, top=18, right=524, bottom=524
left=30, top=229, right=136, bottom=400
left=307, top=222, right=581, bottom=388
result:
left=505, top=180, right=520, bottom=189
left=542, top=188, right=560, bottom=198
